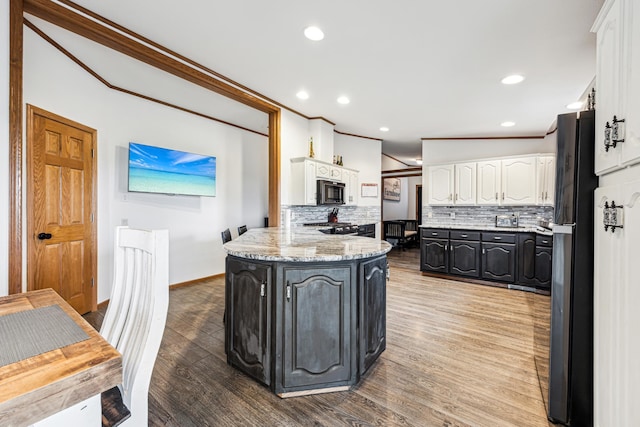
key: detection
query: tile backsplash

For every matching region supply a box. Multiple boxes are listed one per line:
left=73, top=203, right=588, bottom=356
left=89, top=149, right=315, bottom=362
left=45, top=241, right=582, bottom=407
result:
left=281, top=205, right=381, bottom=227
left=422, top=205, right=554, bottom=228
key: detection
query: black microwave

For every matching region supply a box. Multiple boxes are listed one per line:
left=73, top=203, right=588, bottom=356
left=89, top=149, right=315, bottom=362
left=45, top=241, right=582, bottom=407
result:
left=317, top=180, right=345, bottom=205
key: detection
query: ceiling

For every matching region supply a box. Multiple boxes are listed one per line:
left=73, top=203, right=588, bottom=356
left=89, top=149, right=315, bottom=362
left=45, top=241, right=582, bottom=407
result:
left=26, top=0, right=604, bottom=165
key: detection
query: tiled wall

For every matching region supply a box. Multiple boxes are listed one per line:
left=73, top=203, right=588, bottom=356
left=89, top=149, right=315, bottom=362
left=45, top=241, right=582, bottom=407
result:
left=421, top=205, right=554, bottom=228
left=281, top=205, right=381, bottom=227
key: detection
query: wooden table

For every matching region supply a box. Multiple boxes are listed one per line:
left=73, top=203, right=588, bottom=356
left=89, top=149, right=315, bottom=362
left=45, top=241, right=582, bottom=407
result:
left=0, top=289, right=122, bottom=426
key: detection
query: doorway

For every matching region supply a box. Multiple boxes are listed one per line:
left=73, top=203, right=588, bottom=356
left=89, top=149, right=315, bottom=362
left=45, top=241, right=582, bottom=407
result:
left=27, top=105, right=97, bottom=314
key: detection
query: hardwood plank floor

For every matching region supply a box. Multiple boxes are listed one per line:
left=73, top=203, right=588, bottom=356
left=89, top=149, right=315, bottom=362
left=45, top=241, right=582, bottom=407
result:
left=85, top=247, right=552, bottom=427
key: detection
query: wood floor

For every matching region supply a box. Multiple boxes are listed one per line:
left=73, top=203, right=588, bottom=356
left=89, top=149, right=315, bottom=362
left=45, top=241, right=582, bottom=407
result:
left=84, top=247, right=552, bottom=427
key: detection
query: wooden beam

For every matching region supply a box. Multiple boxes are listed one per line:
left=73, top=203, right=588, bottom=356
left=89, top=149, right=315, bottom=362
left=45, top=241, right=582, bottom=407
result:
left=268, top=111, right=281, bottom=227
left=9, top=0, right=24, bottom=294
left=23, top=0, right=278, bottom=114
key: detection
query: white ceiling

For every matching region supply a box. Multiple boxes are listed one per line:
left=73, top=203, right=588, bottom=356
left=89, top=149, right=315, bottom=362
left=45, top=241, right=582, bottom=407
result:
left=28, top=0, right=604, bottom=165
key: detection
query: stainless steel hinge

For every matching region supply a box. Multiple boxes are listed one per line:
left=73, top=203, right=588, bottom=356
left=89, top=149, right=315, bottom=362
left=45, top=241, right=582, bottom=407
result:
left=260, top=283, right=265, bottom=297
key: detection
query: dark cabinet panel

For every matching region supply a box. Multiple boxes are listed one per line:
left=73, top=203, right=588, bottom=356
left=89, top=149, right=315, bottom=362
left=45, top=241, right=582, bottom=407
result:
left=282, top=266, right=354, bottom=388
left=420, top=238, right=449, bottom=272
left=535, top=247, right=553, bottom=289
left=357, top=223, right=376, bottom=238
left=225, top=257, right=271, bottom=385
left=449, top=240, right=481, bottom=277
left=518, top=233, right=537, bottom=285
left=359, top=256, right=387, bottom=375
left=482, top=242, right=516, bottom=282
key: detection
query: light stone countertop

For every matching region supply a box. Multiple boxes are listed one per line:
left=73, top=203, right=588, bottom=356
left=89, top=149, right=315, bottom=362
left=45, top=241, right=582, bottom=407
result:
left=419, top=223, right=553, bottom=236
left=223, top=227, right=392, bottom=262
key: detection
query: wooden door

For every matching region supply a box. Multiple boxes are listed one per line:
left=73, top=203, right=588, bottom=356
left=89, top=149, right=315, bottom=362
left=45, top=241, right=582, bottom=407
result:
left=27, top=106, right=97, bottom=314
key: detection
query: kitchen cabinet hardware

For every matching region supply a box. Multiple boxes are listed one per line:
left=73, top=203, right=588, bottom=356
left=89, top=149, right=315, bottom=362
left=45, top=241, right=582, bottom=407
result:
left=604, top=121, right=614, bottom=152
left=612, top=115, right=626, bottom=144
left=495, top=192, right=499, bottom=201
left=461, top=234, right=467, bottom=238
left=286, top=282, right=291, bottom=301
left=603, top=200, right=624, bottom=233
left=494, top=236, right=502, bottom=240
left=502, top=192, right=505, bottom=200
left=431, top=232, right=438, bottom=236
left=260, top=282, right=266, bottom=297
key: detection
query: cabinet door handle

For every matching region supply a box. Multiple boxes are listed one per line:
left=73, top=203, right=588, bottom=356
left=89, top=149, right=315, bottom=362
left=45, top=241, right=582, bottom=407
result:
left=449, top=193, right=452, bottom=201
left=286, top=282, right=291, bottom=301
left=455, top=193, right=458, bottom=201
left=260, top=282, right=266, bottom=297
left=431, top=232, right=438, bottom=236
left=461, top=234, right=467, bottom=238
left=542, top=240, right=549, bottom=244
left=495, top=192, right=498, bottom=201
left=502, top=192, right=505, bottom=200
left=482, top=248, right=485, bottom=254
left=494, top=236, right=502, bottom=240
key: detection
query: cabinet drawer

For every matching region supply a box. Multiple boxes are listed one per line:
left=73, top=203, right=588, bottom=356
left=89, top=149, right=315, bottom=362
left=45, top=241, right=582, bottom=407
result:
left=482, top=232, right=516, bottom=244
left=450, top=230, right=480, bottom=241
left=536, top=234, right=553, bottom=247
left=421, top=228, right=449, bottom=239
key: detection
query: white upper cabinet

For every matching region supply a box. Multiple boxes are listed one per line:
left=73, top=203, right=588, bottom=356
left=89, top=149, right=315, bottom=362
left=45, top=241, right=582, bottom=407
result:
left=593, top=0, right=640, bottom=175
left=501, top=157, right=537, bottom=205
left=536, top=156, right=556, bottom=206
left=477, top=160, right=501, bottom=205
left=454, top=162, right=477, bottom=205
left=290, top=157, right=358, bottom=206
left=427, top=164, right=454, bottom=205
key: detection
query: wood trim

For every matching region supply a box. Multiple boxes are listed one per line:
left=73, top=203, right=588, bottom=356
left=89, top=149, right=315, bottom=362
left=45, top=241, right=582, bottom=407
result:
left=334, top=129, right=382, bottom=141
left=24, top=19, right=269, bottom=137
left=382, top=172, right=422, bottom=179
left=421, top=135, right=544, bottom=141
left=9, top=0, right=24, bottom=294
left=382, top=167, right=422, bottom=174
left=382, top=152, right=412, bottom=167
left=308, top=116, right=337, bottom=126
left=169, top=274, right=225, bottom=290
left=269, top=111, right=282, bottom=227
left=23, top=0, right=278, bottom=114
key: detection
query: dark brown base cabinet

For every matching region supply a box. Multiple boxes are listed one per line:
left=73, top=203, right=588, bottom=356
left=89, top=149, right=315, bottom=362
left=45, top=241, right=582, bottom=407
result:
left=420, top=228, right=552, bottom=292
left=225, top=254, right=387, bottom=396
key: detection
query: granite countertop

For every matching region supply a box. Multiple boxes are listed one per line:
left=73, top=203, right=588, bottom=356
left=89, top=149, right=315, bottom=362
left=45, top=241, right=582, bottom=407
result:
left=223, top=227, right=392, bottom=262
left=420, top=223, right=553, bottom=236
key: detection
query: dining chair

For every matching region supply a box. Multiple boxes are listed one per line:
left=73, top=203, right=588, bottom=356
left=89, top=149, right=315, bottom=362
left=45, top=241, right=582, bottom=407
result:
left=100, top=226, right=170, bottom=427
left=221, top=228, right=232, bottom=243
left=237, top=225, right=248, bottom=236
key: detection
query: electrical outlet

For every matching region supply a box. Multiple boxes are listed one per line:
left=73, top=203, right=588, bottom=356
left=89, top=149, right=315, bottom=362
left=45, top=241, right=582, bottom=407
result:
left=428, top=211, right=433, bottom=218
left=450, top=212, right=456, bottom=219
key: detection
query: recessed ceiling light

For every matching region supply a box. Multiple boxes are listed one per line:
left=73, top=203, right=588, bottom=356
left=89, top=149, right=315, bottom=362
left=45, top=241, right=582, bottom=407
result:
left=566, top=101, right=583, bottom=110
left=501, top=74, right=525, bottom=85
left=296, top=90, right=309, bottom=100
left=304, top=26, right=324, bottom=41
left=337, top=96, right=350, bottom=105
left=380, top=127, right=389, bottom=132
left=501, top=121, right=516, bottom=127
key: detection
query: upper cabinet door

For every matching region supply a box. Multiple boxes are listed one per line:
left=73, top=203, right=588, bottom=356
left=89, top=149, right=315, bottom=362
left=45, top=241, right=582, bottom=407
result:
left=536, top=156, right=556, bottom=206
left=477, top=160, right=501, bottom=205
left=454, top=162, right=477, bottom=205
left=621, top=0, right=640, bottom=167
left=501, top=157, right=537, bottom=205
left=428, top=164, right=454, bottom=205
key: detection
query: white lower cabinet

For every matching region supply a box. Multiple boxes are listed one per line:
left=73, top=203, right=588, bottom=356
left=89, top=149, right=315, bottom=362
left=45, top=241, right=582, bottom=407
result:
left=593, top=173, right=640, bottom=427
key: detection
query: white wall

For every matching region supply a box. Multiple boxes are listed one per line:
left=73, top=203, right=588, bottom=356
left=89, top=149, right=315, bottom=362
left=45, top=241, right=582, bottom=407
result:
left=23, top=28, right=268, bottom=302
left=0, top=0, right=9, bottom=296
left=334, top=133, right=382, bottom=207
left=382, top=154, right=407, bottom=170
left=422, top=137, right=554, bottom=166
left=382, top=176, right=420, bottom=220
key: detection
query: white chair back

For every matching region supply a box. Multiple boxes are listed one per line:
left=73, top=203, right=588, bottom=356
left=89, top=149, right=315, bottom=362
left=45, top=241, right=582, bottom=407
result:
left=100, top=226, right=169, bottom=427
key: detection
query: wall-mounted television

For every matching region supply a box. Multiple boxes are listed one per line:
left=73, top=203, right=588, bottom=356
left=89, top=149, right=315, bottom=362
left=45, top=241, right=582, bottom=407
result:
left=128, top=142, right=216, bottom=197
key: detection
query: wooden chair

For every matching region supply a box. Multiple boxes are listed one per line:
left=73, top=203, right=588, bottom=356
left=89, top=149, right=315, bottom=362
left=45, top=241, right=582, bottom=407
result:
left=221, top=228, right=232, bottom=243
left=237, top=225, right=247, bottom=236
left=100, top=226, right=170, bottom=427
left=383, top=220, right=418, bottom=250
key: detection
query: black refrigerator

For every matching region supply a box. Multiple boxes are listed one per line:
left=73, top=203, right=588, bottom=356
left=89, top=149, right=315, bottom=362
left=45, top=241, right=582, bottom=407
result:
left=547, top=109, right=598, bottom=426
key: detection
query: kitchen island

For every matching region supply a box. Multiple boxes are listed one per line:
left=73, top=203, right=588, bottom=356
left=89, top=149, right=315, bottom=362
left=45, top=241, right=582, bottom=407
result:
left=223, top=227, right=392, bottom=397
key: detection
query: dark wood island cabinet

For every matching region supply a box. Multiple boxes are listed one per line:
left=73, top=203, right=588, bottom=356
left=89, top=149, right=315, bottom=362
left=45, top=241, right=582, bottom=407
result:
left=224, top=227, right=392, bottom=397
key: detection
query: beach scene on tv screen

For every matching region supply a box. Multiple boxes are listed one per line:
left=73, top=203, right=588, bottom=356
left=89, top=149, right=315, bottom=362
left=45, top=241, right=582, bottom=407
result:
left=128, top=142, right=216, bottom=196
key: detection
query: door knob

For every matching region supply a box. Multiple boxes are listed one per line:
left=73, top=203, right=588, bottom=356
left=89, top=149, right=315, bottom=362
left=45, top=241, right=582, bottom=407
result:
left=37, top=232, right=52, bottom=240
